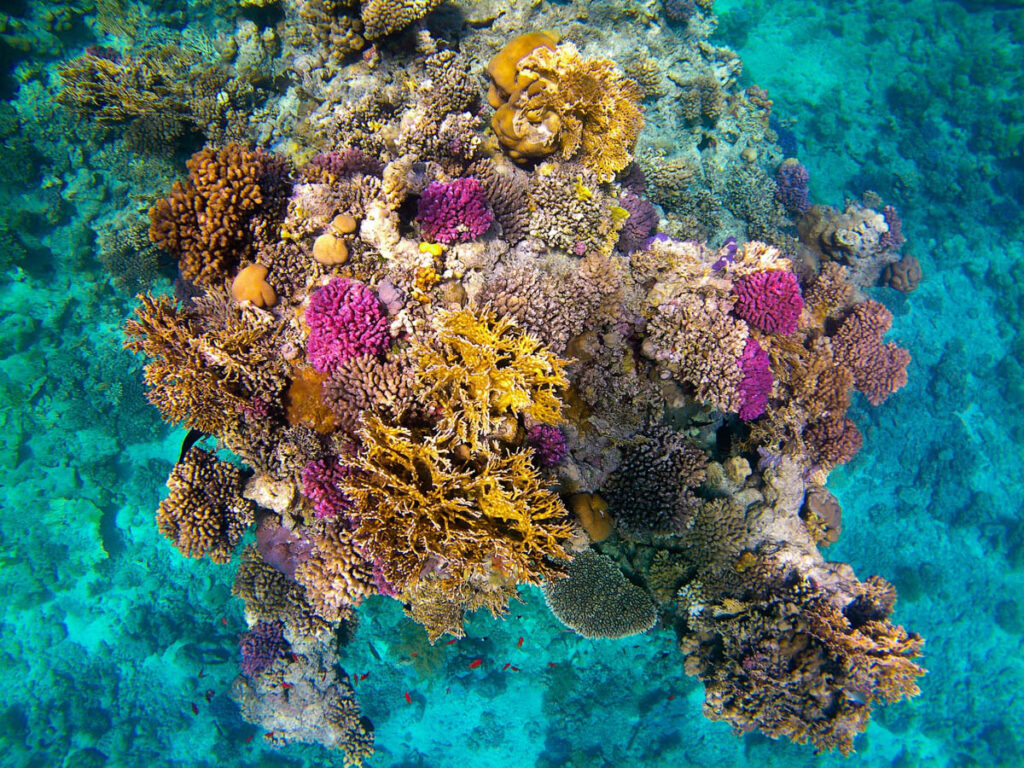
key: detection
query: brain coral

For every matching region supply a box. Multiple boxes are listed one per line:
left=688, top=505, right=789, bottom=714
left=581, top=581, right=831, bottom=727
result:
left=306, top=278, right=391, bottom=374
left=543, top=549, right=657, bottom=639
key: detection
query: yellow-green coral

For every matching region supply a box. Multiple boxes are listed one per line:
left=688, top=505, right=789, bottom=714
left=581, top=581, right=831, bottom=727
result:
left=491, top=41, right=645, bottom=182
left=414, top=308, right=569, bottom=451
left=360, top=0, right=441, bottom=40
left=342, top=411, right=574, bottom=595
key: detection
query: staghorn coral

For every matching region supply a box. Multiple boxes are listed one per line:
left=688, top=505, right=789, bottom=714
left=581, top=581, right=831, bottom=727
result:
left=831, top=300, right=911, bottom=406
left=602, top=426, right=708, bottom=537
left=543, top=549, right=657, bottom=639
left=149, top=144, right=267, bottom=287
left=294, top=524, right=376, bottom=621
left=489, top=40, right=645, bottom=182
left=413, top=307, right=569, bottom=451
left=156, top=447, right=255, bottom=564
left=361, top=0, right=441, bottom=40
left=678, top=561, right=924, bottom=756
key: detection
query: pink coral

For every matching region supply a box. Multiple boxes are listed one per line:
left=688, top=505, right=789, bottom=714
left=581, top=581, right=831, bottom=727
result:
left=416, top=177, right=493, bottom=244
left=732, top=270, right=804, bottom=335
left=306, top=278, right=391, bottom=373
left=737, top=338, right=772, bottom=420
left=831, top=300, right=910, bottom=406
left=301, top=456, right=354, bottom=520
left=526, top=424, right=567, bottom=467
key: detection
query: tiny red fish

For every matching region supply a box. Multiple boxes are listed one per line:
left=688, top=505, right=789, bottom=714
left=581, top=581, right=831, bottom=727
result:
left=204, top=689, right=214, bottom=703
left=404, top=692, right=412, bottom=704
left=281, top=682, right=293, bottom=690
left=510, top=666, right=521, bottom=672
left=190, top=703, right=198, bottom=716
left=502, top=663, right=511, bottom=671
left=468, top=658, right=483, bottom=669
left=445, top=639, right=458, bottom=646
left=667, top=695, right=676, bottom=701
left=244, top=734, right=254, bottom=744
left=411, top=652, right=418, bottom=658
left=264, top=731, right=274, bottom=738
left=360, top=673, right=369, bottom=681
left=516, top=637, right=524, bottom=648
left=547, top=662, right=557, bottom=668
left=198, top=667, right=206, bottom=679
left=220, top=618, right=227, bottom=626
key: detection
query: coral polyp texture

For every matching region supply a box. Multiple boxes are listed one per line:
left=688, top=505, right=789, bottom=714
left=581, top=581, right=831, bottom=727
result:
left=115, top=10, right=924, bottom=763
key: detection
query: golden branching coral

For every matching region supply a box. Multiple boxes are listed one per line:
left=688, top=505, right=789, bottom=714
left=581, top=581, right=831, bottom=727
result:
left=489, top=40, right=644, bottom=181
left=360, top=0, right=441, bottom=40
left=294, top=525, right=377, bottom=622
left=678, top=563, right=925, bottom=756
left=342, top=411, right=574, bottom=595
left=149, top=144, right=266, bottom=287
left=156, top=447, right=255, bottom=564
left=123, top=293, right=282, bottom=435
left=414, top=308, right=569, bottom=451
left=402, top=576, right=521, bottom=643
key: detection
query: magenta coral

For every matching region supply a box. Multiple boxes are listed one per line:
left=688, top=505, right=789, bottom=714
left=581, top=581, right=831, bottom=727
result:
left=526, top=424, right=567, bottom=467
left=306, top=278, right=391, bottom=373
left=879, top=204, right=905, bottom=251
left=301, top=456, right=354, bottom=520
left=831, top=300, right=910, bottom=406
left=239, top=620, right=288, bottom=677
left=732, top=270, right=804, bottom=335
left=736, top=338, right=772, bottom=420
left=416, top=177, right=494, bottom=244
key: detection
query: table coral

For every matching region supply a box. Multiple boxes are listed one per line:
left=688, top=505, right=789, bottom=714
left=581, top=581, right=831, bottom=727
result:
left=543, top=549, right=657, bottom=639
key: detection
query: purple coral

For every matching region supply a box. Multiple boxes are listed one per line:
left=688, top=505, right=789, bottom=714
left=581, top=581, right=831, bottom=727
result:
left=732, top=270, right=804, bottom=335
left=416, top=177, right=494, bottom=244
left=306, top=278, right=391, bottom=373
left=527, top=424, right=567, bottom=468
left=239, top=620, right=288, bottom=677
left=774, top=160, right=811, bottom=215
left=879, top=204, right=905, bottom=251
left=256, top=520, right=312, bottom=579
left=737, top=338, right=772, bottom=420
left=301, top=457, right=354, bottom=520
left=617, top=192, right=659, bottom=255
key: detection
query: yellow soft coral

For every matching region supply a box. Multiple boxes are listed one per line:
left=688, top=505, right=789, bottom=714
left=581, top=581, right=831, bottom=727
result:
left=489, top=41, right=644, bottom=182
left=414, top=308, right=569, bottom=451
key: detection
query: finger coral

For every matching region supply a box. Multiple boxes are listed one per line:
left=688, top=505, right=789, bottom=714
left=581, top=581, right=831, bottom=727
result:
left=294, top=525, right=377, bottom=621
left=306, top=278, right=392, bottom=374
left=831, top=300, right=911, bottom=405
left=543, top=549, right=657, bottom=639
left=149, top=144, right=268, bottom=287
left=156, top=447, right=255, bottom=563
left=489, top=40, right=644, bottom=182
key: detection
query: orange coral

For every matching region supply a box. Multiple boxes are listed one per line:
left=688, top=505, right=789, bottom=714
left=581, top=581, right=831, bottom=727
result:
left=149, top=144, right=265, bottom=287
left=488, top=40, right=644, bottom=181
left=156, top=447, right=255, bottom=563
left=285, top=366, right=338, bottom=434
left=231, top=264, right=277, bottom=307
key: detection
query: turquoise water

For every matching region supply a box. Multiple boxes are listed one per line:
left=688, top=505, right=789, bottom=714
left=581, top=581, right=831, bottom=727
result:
left=1, top=1, right=1022, bottom=767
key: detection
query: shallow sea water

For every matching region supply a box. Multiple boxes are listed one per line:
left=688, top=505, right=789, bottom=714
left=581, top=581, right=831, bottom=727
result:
left=1, top=1, right=1023, bottom=767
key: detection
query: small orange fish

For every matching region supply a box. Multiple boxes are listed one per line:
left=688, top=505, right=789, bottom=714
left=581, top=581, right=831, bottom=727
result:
left=547, top=662, right=557, bottom=668
left=516, top=637, right=524, bottom=649
left=244, top=734, right=254, bottom=744
left=502, top=662, right=511, bottom=671
left=220, top=618, right=227, bottom=627
left=360, top=673, right=369, bottom=681
left=510, top=666, right=521, bottom=672
left=445, top=639, right=458, bottom=646
left=404, top=692, right=412, bottom=704
left=190, top=703, right=199, bottom=716
left=468, top=658, right=483, bottom=669
left=281, top=682, right=293, bottom=690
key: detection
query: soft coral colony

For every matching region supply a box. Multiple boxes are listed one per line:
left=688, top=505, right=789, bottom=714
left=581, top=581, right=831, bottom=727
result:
left=108, top=3, right=923, bottom=763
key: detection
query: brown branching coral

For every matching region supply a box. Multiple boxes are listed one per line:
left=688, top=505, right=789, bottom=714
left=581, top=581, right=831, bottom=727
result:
left=322, top=352, right=422, bottom=434
left=414, top=307, right=569, bottom=451
left=149, top=144, right=267, bottom=287
left=156, top=447, right=255, bottom=563
left=361, top=0, right=441, bottom=40
left=402, top=576, right=521, bottom=643
left=543, top=549, right=657, bottom=639
left=678, top=561, right=924, bottom=756
left=123, top=293, right=282, bottom=435
left=295, top=525, right=377, bottom=622
left=489, top=40, right=645, bottom=182
left=527, top=164, right=628, bottom=256
left=831, top=300, right=911, bottom=406
left=342, top=411, right=574, bottom=594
